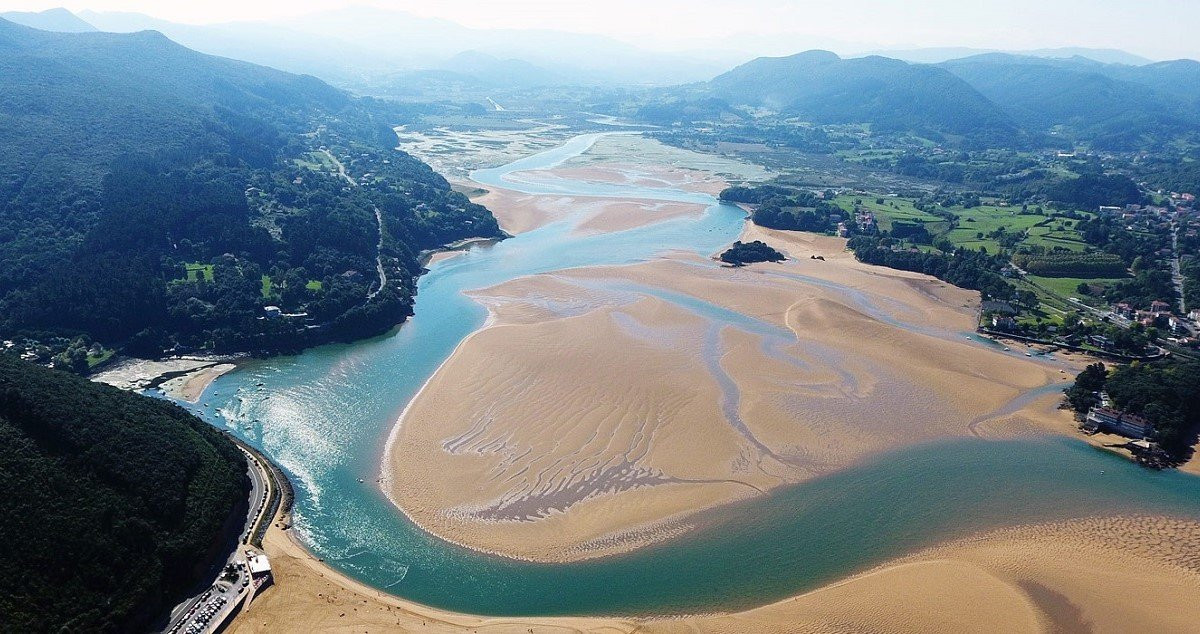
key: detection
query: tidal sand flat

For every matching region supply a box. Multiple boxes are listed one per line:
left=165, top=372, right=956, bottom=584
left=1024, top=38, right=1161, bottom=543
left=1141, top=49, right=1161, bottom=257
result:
left=477, top=187, right=707, bottom=236
left=385, top=131, right=1087, bottom=562
left=385, top=243, right=1072, bottom=561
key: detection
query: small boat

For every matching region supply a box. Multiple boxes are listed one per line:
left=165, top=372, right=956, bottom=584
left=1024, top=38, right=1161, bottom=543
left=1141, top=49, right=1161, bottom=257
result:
left=1025, top=352, right=1032, bottom=357
left=1003, top=347, right=1010, bottom=351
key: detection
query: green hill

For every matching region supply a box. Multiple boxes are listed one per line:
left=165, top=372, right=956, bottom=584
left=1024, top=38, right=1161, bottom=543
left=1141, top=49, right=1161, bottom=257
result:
left=0, top=354, right=248, bottom=631
left=940, top=54, right=1200, bottom=149
left=0, top=18, right=500, bottom=355
left=703, top=50, right=1020, bottom=144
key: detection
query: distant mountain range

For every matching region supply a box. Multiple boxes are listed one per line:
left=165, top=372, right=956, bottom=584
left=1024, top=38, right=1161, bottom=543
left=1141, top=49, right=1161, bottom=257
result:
left=75, top=6, right=728, bottom=87
left=0, top=7, right=95, bottom=33
left=871, top=46, right=1155, bottom=66
left=940, top=54, right=1200, bottom=149
left=640, top=49, right=1199, bottom=148
left=6, top=7, right=1200, bottom=148
left=689, top=50, right=1020, bottom=143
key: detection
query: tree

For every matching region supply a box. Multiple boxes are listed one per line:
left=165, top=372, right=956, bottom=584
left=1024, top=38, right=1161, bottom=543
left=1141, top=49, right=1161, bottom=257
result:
left=1066, top=362, right=1107, bottom=413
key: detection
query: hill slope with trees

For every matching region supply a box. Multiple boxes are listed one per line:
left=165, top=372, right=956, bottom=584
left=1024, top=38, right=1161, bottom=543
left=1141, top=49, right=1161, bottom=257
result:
left=0, top=354, right=248, bottom=631
left=0, top=18, right=501, bottom=358
left=702, top=50, right=1020, bottom=144
left=940, top=54, right=1200, bottom=149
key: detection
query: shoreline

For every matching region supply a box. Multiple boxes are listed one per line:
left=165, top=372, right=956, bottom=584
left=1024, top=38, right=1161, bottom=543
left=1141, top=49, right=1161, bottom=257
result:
left=91, top=355, right=243, bottom=402
left=418, top=235, right=507, bottom=268
left=235, top=453, right=1200, bottom=633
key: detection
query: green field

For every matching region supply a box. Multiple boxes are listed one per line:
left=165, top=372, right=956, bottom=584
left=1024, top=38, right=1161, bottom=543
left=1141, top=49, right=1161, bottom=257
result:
left=1027, top=275, right=1124, bottom=299
left=262, top=276, right=322, bottom=297
left=838, top=193, right=1093, bottom=255
left=943, top=208, right=1042, bottom=252
left=182, top=263, right=214, bottom=283
left=86, top=348, right=115, bottom=368
left=293, top=150, right=338, bottom=172
left=831, top=195, right=943, bottom=231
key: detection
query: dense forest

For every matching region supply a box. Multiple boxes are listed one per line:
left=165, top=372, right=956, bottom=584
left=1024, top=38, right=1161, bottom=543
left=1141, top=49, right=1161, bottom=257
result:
left=0, top=354, right=248, bottom=631
left=0, top=19, right=501, bottom=358
left=939, top=54, right=1200, bottom=151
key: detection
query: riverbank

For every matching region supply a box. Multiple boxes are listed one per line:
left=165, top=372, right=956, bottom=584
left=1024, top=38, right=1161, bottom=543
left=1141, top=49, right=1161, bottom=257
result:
left=231, top=502, right=1200, bottom=633
left=235, top=439, right=1200, bottom=632
left=91, top=356, right=241, bottom=403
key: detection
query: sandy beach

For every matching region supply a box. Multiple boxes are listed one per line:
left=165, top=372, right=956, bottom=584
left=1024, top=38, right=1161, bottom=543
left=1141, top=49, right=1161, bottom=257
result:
left=230, top=514, right=1200, bottom=633
left=475, top=187, right=709, bottom=237
left=91, top=357, right=238, bottom=403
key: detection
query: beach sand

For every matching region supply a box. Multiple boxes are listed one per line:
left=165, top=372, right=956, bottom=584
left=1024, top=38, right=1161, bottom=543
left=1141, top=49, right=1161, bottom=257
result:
left=385, top=239, right=1072, bottom=562
left=163, top=362, right=238, bottom=403
left=230, top=515, right=1200, bottom=633
left=91, top=357, right=238, bottom=403
left=475, top=187, right=708, bottom=236
left=383, top=145, right=1094, bottom=563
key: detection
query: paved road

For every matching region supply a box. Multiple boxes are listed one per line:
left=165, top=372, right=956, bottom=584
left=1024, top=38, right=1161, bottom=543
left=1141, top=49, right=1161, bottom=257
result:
left=162, top=448, right=269, bottom=634
left=1172, top=224, right=1187, bottom=315
left=321, top=148, right=388, bottom=299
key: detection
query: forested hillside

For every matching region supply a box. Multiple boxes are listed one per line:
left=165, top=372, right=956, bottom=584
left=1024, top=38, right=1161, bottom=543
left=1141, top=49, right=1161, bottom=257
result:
left=0, top=354, right=248, bottom=631
left=702, top=50, right=1020, bottom=144
left=941, top=54, right=1200, bottom=149
left=0, top=19, right=501, bottom=357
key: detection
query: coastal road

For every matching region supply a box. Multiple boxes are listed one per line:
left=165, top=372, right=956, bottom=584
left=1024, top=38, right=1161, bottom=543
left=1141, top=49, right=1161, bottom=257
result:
left=161, top=447, right=270, bottom=634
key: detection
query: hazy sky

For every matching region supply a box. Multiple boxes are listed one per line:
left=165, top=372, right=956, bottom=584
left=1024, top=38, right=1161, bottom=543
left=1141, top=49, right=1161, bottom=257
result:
left=4, top=0, right=1198, bottom=59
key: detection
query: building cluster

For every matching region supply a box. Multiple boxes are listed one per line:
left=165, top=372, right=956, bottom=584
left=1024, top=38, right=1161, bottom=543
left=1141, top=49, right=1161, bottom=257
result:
left=1113, top=301, right=1189, bottom=333
left=854, top=209, right=877, bottom=234
left=1082, top=405, right=1154, bottom=439
left=1099, top=196, right=1196, bottom=235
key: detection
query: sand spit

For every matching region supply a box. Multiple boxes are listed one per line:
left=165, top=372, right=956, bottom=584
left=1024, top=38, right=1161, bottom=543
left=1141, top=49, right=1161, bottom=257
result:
left=520, top=164, right=729, bottom=198
left=230, top=515, right=1200, bottom=633
left=91, top=357, right=238, bottom=403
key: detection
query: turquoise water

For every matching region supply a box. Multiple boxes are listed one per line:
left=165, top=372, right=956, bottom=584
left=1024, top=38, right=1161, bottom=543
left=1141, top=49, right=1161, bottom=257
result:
left=181, top=133, right=1200, bottom=617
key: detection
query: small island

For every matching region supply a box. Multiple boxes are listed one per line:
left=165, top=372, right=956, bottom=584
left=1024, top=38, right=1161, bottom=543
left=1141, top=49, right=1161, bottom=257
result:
left=719, top=240, right=786, bottom=266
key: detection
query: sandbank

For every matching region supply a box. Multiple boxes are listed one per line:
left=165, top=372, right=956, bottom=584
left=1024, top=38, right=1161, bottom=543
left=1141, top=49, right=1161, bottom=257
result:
left=475, top=181, right=711, bottom=237
left=384, top=244, right=1072, bottom=562
left=91, top=356, right=239, bottom=402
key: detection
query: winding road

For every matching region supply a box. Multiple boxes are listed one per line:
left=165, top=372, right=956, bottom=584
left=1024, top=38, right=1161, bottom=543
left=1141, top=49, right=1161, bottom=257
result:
left=321, top=148, right=388, bottom=299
